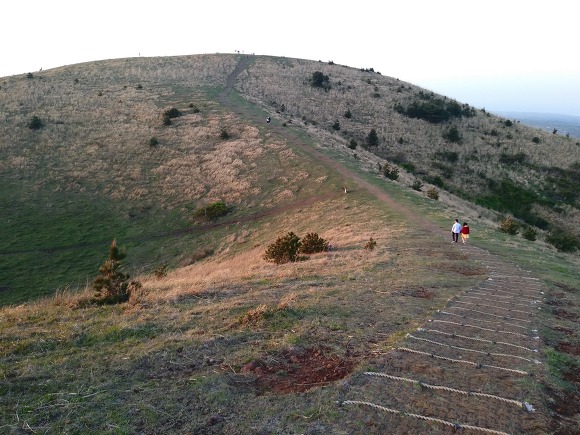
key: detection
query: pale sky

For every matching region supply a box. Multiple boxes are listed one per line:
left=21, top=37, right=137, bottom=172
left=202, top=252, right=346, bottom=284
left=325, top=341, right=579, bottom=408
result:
left=2, top=0, right=579, bottom=115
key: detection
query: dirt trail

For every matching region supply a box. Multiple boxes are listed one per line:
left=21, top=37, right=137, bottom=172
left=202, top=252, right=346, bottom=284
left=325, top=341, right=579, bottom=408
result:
left=220, top=57, right=549, bottom=434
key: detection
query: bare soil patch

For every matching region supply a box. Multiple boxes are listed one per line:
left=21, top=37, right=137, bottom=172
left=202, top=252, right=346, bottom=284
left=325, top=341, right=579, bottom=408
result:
left=557, top=341, right=580, bottom=355
left=553, top=308, right=579, bottom=320
left=239, top=346, right=357, bottom=394
left=434, top=262, right=487, bottom=276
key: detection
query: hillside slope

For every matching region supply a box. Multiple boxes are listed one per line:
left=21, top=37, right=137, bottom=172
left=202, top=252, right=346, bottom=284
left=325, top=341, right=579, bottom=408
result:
left=1, top=54, right=579, bottom=434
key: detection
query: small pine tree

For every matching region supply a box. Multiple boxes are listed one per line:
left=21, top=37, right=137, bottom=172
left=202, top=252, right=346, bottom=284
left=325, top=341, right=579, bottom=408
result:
left=332, top=120, right=340, bottom=131
left=300, top=232, right=329, bottom=254
left=92, top=239, right=140, bottom=304
left=366, top=129, right=379, bottom=147
left=28, top=115, right=43, bottom=130
left=499, top=216, right=519, bottom=235
left=344, top=109, right=352, bottom=119
left=264, top=232, right=302, bottom=264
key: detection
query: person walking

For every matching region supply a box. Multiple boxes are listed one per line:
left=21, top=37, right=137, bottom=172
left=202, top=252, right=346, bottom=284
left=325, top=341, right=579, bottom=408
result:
left=461, top=222, right=470, bottom=244
left=451, top=219, right=461, bottom=243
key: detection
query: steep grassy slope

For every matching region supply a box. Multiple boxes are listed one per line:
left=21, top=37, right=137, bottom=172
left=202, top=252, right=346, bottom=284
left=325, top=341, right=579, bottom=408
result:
left=235, top=56, right=580, bottom=247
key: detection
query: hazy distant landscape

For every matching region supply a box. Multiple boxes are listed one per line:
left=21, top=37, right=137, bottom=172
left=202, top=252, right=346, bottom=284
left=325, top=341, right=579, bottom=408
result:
left=494, top=111, right=580, bottom=138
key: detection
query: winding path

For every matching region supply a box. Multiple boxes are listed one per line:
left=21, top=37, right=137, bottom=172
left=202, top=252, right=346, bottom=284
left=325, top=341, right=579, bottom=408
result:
left=220, top=56, right=548, bottom=434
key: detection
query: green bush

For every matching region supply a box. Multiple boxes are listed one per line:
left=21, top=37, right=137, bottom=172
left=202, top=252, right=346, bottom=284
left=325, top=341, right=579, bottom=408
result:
left=311, top=71, right=330, bottom=90
left=92, top=240, right=141, bottom=305
left=220, top=128, right=230, bottom=140
left=522, top=226, right=537, bottom=241
left=532, top=137, right=540, bottom=144
left=332, top=120, right=340, bottom=131
left=545, top=231, right=579, bottom=252
left=28, top=115, right=43, bottom=130
left=149, top=137, right=159, bottom=147
left=366, top=129, right=379, bottom=147
left=499, top=152, right=527, bottom=165
left=434, top=150, right=459, bottom=163
left=193, top=201, right=230, bottom=221
left=383, top=163, right=399, bottom=181
left=394, top=97, right=475, bottom=124
left=164, top=107, right=182, bottom=119
left=499, top=216, right=519, bottom=235
left=348, top=139, right=358, bottom=150
left=300, top=232, right=329, bottom=254
left=411, top=179, right=423, bottom=191
left=344, top=109, right=352, bottom=119
left=442, top=126, right=461, bottom=143
left=264, top=232, right=302, bottom=264
left=426, top=188, right=439, bottom=200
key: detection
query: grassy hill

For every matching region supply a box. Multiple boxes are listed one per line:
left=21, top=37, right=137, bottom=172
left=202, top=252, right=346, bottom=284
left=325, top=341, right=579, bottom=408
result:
left=1, top=54, right=579, bottom=433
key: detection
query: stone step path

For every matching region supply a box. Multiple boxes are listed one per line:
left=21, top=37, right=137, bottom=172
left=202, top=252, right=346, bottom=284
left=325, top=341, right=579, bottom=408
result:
left=339, top=244, right=548, bottom=434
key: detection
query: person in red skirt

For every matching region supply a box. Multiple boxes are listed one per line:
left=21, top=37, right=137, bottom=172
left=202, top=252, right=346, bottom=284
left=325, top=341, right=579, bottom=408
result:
left=461, top=222, right=470, bottom=244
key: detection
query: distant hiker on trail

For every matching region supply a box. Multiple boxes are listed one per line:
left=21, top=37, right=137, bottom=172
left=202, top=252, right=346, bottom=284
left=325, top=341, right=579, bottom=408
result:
left=461, top=222, right=470, bottom=244
left=451, top=219, right=461, bottom=243
left=266, top=116, right=271, bottom=124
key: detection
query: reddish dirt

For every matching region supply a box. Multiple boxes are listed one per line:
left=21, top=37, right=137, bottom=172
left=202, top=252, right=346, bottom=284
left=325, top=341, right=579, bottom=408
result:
left=400, top=287, right=434, bottom=299
left=553, top=326, right=575, bottom=336
left=553, top=308, right=579, bottom=320
left=557, top=342, right=580, bottom=355
left=240, top=347, right=357, bottom=394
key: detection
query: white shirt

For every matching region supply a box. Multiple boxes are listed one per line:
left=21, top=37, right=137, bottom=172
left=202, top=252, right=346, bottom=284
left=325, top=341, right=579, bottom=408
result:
left=452, top=222, right=462, bottom=233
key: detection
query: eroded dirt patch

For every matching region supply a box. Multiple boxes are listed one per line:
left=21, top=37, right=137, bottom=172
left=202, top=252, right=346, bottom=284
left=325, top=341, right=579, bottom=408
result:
left=434, top=262, right=486, bottom=276
left=399, top=287, right=435, bottom=299
left=557, top=342, right=580, bottom=356
left=239, top=346, right=357, bottom=394
left=553, top=308, right=579, bottom=320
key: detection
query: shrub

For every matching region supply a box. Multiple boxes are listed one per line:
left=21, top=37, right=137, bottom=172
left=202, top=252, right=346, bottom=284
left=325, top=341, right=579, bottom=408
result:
left=532, top=137, right=540, bottom=144
left=364, top=238, right=377, bottom=251
left=344, top=109, right=352, bottom=119
left=522, top=226, right=537, bottom=241
left=499, top=152, right=527, bottom=165
left=545, top=231, right=579, bottom=252
left=332, top=120, right=340, bottom=131
left=193, top=201, right=230, bottom=221
left=412, top=179, right=423, bottom=191
left=383, top=163, right=399, bottom=180
left=92, top=239, right=141, bottom=305
left=426, top=188, right=439, bottom=200
left=401, top=162, right=416, bottom=173
left=164, top=107, right=181, bottom=119
left=443, top=126, right=461, bottom=143
left=311, top=71, right=330, bottom=90
left=136, top=84, right=143, bottom=90
left=434, top=150, right=459, bottom=163
left=154, top=264, right=168, bottom=279
left=504, top=119, right=513, bottom=127
left=26, top=72, right=33, bottom=79
left=264, top=232, right=302, bottom=264
left=348, top=139, right=358, bottom=150
left=220, top=128, right=230, bottom=139
left=499, top=216, right=519, bottom=235
left=162, top=114, right=171, bottom=126
left=366, top=129, right=379, bottom=147
left=149, top=137, right=159, bottom=147
left=28, top=115, right=43, bottom=130
left=300, top=232, right=329, bottom=254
